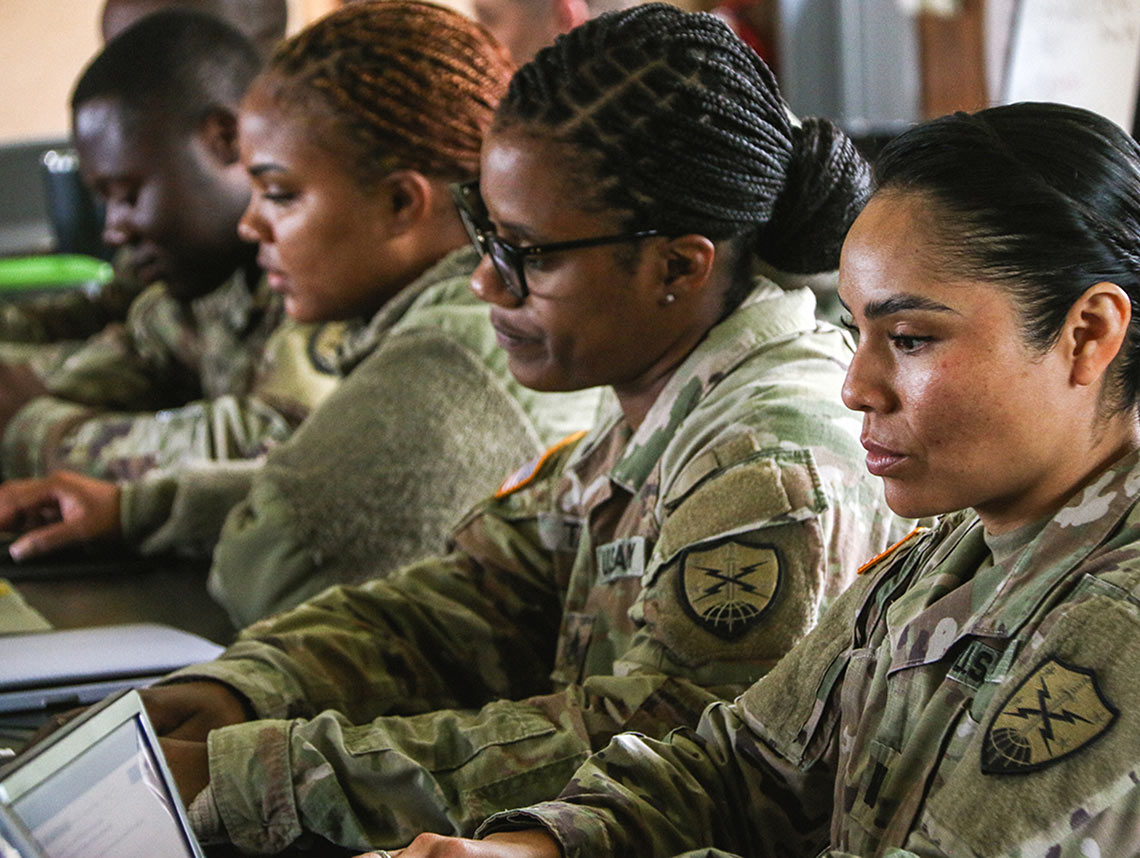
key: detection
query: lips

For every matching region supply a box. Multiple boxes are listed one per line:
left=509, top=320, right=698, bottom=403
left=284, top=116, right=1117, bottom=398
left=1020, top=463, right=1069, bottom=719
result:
left=257, top=251, right=289, bottom=292
left=489, top=310, right=542, bottom=351
left=130, top=253, right=165, bottom=284
left=862, top=437, right=908, bottom=477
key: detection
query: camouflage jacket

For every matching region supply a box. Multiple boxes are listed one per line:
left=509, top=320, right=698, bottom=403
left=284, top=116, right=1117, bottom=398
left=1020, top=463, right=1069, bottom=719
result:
left=0, top=268, right=340, bottom=481
left=120, top=248, right=602, bottom=625
left=488, top=449, right=1140, bottom=858
left=0, top=254, right=144, bottom=344
left=168, top=280, right=906, bottom=854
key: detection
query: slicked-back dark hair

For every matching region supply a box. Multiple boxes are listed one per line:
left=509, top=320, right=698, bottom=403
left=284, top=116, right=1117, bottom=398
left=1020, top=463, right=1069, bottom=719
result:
left=256, top=0, right=514, bottom=188
left=875, top=102, right=1140, bottom=413
left=72, top=9, right=261, bottom=132
left=494, top=2, right=869, bottom=309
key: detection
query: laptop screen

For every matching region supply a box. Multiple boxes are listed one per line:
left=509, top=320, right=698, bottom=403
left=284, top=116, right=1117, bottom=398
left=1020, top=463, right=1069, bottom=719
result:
left=0, top=691, right=202, bottom=858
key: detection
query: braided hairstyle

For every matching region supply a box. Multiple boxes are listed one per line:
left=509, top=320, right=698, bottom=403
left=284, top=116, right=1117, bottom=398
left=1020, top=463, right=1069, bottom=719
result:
left=875, top=102, right=1140, bottom=414
left=494, top=2, right=869, bottom=308
left=257, top=0, right=514, bottom=188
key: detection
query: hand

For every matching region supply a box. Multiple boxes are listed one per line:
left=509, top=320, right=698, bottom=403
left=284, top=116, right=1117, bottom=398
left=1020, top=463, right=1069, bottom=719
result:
left=140, top=681, right=252, bottom=743
left=0, top=362, right=47, bottom=441
left=356, top=830, right=562, bottom=858
left=0, top=471, right=122, bottom=561
left=160, top=736, right=210, bottom=805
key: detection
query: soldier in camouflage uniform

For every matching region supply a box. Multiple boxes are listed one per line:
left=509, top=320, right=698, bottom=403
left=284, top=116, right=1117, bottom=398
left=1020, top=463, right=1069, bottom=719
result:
left=424, top=103, right=1140, bottom=858
left=0, top=13, right=340, bottom=483
left=0, top=3, right=598, bottom=630
left=130, top=8, right=906, bottom=853
left=0, top=0, right=289, bottom=356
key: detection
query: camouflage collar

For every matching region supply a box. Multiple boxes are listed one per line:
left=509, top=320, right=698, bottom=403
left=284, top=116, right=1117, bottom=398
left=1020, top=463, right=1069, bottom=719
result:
left=587, top=280, right=819, bottom=493
left=969, top=447, right=1140, bottom=637
left=190, top=267, right=274, bottom=336
left=887, top=449, right=1140, bottom=665
left=332, top=246, right=480, bottom=374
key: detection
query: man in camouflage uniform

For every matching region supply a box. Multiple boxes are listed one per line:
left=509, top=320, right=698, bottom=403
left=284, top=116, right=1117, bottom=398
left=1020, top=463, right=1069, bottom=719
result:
left=0, top=0, right=288, bottom=354
left=146, top=279, right=908, bottom=853
left=0, top=12, right=336, bottom=482
left=474, top=446, right=1140, bottom=857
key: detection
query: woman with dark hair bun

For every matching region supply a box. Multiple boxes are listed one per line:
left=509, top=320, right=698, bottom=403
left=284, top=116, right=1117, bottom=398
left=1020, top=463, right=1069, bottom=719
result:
left=414, top=101, right=1140, bottom=858
left=111, top=5, right=902, bottom=853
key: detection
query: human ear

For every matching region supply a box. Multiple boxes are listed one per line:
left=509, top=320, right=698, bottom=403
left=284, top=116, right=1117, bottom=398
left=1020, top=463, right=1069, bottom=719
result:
left=662, top=234, right=716, bottom=300
left=1066, top=281, right=1132, bottom=388
left=379, top=170, right=433, bottom=236
left=198, top=106, right=241, bottom=166
left=552, top=0, right=589, bottom=31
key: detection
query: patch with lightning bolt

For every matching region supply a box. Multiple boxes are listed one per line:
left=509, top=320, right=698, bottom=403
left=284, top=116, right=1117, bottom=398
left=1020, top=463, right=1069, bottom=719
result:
left=981, top=657, right=1117, bottom=775
left=676, top=538, right=781, bottom=640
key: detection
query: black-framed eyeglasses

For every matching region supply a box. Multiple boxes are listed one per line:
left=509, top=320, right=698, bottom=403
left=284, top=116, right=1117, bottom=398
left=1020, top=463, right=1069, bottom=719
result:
left=450, top=180, right=665, bottom=300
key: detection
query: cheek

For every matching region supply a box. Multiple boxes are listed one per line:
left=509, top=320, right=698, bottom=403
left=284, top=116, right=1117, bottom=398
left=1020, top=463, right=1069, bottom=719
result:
left=899, top=359, right=978, bottom=452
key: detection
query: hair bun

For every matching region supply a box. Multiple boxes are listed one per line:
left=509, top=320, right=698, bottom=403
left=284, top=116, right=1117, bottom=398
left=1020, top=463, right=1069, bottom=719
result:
left=756, top=117, right=871, bottom=273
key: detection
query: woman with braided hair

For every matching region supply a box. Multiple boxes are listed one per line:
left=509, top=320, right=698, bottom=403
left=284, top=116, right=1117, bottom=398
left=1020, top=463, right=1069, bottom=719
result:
left=86, top=4, right=902, bottom=854
left=0, top=0, right=598, bottom=622
left=395, top=102, right=1140, bottom=858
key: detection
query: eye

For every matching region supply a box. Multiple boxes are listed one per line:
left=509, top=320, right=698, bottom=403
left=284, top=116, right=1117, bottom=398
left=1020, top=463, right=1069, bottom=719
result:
left=261, top=188, right=297, bottom=204
left=522, top=253, right=557, bottom=272
left=888, top=333, right=933, bottom=354
left=838, top=314, right=860, bottom=342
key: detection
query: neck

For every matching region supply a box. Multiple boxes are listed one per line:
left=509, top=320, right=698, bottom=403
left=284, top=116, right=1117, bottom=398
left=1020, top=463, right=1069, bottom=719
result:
left=979, top=415, right=1140, bottom=535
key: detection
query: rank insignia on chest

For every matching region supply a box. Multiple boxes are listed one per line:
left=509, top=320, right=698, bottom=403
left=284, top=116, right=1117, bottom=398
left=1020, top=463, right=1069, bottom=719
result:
left=676, top=539, right=781, bottom=640
left=981, top=657, right=1117, bottom=775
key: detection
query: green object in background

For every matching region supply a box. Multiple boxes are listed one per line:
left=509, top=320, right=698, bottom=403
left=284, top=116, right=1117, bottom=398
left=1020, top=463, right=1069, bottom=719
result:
left=0, top=254, right=113, bottom=292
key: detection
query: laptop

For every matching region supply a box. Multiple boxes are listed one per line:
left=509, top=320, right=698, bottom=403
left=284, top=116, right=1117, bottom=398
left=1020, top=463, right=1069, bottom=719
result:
left=0, top=689, right=203, bottom=858
left=0, top=802, right=46, bottom=858
left=0, top=624, right=223, bottom=716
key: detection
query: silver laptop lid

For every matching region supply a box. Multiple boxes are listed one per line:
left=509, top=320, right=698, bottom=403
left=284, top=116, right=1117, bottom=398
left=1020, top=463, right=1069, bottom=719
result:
left=0, top=624, right=223, bottom=714
left=0, top=804, right=45, bottom=858
left=0, top=690, right=204, bottom=858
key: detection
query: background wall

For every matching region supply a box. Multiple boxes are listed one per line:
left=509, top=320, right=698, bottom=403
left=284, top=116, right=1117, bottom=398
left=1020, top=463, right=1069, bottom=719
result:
left=0, top=0, right=333, bottom=145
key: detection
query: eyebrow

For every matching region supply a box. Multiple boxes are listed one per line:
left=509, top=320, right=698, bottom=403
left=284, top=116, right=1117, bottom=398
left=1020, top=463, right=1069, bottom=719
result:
left=861, top=293, right=960, bottom=320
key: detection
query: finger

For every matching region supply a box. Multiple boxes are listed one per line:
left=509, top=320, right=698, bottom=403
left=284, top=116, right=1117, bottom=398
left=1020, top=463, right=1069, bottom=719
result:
left=9, top=519, right=84, bottom=561
left=0, top=479, right=57, bottom=530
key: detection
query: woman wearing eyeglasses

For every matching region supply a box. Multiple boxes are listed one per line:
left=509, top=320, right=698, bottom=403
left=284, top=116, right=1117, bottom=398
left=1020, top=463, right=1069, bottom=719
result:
left=128, top=5, right=907, bottom=854
left=399, top=102, right=1140, bottom=858
left=0, top=1, right=599, bottom=626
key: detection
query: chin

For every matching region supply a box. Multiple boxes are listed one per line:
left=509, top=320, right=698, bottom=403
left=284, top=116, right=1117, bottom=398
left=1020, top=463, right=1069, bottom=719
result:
left=882, top=484, right=953, bottom=522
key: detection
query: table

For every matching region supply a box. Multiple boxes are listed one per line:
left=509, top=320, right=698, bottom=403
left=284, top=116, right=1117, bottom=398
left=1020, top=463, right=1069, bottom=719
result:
left=4, top=554, right=236, bottom=644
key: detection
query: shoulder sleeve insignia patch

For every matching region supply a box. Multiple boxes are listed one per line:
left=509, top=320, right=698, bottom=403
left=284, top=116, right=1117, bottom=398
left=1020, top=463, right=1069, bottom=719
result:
left=857, top=527, right=928, bottom=575
left=307, top=322, right=345, bottom=375
left=981, top=657, right=1117, bottom=775
left=496, top=430, right=588, bottom=499
left=676, top=538, right=781, bottom=641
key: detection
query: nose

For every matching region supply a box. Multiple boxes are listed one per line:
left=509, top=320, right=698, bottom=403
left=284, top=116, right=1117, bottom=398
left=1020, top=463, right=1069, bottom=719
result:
left=469, top=254, right=521, bottom=307
left=101, top=198, right=136, bottom=248
left=237, top=199, right=268, bottom=244
left=841, top=342, right=894, bottom=414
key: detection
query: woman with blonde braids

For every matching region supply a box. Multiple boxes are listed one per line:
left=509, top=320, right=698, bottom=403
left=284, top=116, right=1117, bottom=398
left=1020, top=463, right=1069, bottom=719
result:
left=0, top=0, right=599, bottom=625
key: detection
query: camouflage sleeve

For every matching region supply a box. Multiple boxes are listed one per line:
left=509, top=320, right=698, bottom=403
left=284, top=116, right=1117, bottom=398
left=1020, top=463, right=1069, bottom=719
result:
left=1, top=314, right=341, bottom=482
left=0, top=393, right=295, bottom=481
left=0, top=275, right=143, bottom=343
left=166, top=495, right=565, bottom=722
left=621, top=445, right=853, bottom=690
left=119, top=461, right=262, bottom=558
left=477, top=573, right=875, bottom=858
